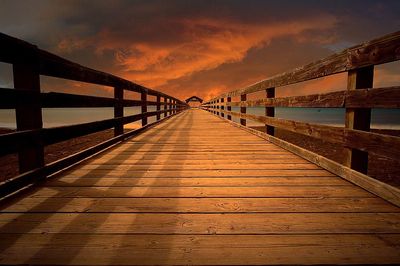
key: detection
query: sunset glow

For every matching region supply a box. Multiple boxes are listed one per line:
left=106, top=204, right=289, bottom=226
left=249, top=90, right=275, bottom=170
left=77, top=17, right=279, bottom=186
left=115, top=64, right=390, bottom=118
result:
left=1, top=0, right=399, bottom=100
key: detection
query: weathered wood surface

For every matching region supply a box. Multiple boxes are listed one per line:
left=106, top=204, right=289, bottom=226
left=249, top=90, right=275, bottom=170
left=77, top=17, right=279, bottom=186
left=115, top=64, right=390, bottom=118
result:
left=218, top=86, right=400, bottom=108
left=0, top=87, right=178, bottom=109
left=1, top=109, right=400, bottom=265
left=207, top=31, right=400, bottom=100
left=219, top=109, right=400, bottom=160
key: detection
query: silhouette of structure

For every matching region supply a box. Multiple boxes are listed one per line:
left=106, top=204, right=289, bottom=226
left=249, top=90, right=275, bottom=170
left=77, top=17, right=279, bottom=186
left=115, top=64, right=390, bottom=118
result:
left=185, top=96, right=203, bottom=103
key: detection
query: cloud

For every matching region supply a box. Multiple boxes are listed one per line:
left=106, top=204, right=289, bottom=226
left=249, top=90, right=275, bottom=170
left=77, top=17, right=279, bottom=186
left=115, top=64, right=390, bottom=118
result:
left=86, top=15, right=337, bottom=89
left=1, top=0, right=399, bottom=102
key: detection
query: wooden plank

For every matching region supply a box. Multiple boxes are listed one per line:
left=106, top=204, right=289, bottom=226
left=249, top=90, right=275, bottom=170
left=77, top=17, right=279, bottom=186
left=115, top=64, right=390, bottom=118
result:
left=104, top=151, right=295, bottom=155
left=346, top=86, right=400, bottom=108
left=0, top=213, right=399, bottom=234
left=26, top=186, right=371, bottom=198
left=86, top=158, right=310, bottom=165
left=105, top=147, right=290, bottom=153
left=0, top=87, right=148, bottom=109
left=0, top=234, right=399, bottom=265
left=125, top=139, right=270, bottom=144
left=45, top=176, right=349, bottom=187
left=78, top=163, right=321, bottom=170
left=90, top=154, right=302, bottom=160
left=224, top=86, right=400, bottom=108
left=3, top=197, right=398, bottom=213
left=110, top=143, right=284, bottom=148
left=63, top=169, right=335, bottom=178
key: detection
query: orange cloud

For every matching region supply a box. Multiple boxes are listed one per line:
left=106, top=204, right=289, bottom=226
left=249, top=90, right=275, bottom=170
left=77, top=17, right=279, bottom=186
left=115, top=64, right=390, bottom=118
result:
left=89, top=15, right=337, bottom=89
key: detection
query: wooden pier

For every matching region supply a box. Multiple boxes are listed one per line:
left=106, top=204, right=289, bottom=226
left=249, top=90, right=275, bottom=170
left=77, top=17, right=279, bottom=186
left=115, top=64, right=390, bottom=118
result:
left=1, top=109, right=399, bottom=265
left=1, top=32, right=400, bottom=265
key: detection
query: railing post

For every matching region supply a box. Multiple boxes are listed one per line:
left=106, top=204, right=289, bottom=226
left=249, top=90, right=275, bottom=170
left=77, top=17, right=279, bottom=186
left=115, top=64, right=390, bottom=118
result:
left=13, top=56, right=45, bottom=173
left=163, top=96, right=167, bottom=118
left=156, top=95, right=161, bottom=120
left=344, top=66, right=374, bottom=174
left=221, top=98, right=225, bottom=118
left=141, top=91, right=147, bottom=126
left=240, top=94, right=247, bottom=126
left=170, top=98, right=173, bottom=116
left=167, top=98, right=171, bottom=116
left=265, top=87, right=275, bottom=136
left=227, top=97, right=232, bottom=120
left=114, top=86, right=124, bottom=136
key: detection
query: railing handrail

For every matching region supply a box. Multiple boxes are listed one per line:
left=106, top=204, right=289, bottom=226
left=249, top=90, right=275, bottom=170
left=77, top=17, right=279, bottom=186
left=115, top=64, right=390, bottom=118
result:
left=205, top=30, right=400, bottom=102
left=0, top=32, right=189, bottom=198
left=201, top=31, right=400, bottom=206
left=0, top=32, right=184, bottom=103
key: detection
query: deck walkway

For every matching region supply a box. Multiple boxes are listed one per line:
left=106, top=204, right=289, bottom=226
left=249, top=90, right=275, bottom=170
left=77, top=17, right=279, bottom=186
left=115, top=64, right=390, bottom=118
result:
left=1, top=109, right=400, bottom=265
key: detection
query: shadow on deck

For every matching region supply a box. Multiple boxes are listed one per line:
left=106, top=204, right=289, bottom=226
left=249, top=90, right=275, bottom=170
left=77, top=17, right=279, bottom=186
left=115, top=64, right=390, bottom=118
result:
left=1, top=109, right=400, bottom=265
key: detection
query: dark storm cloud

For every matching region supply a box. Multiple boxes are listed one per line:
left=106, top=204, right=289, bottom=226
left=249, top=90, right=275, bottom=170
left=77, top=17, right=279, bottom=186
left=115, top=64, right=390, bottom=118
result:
left=0, top=0, right=399, bottom=99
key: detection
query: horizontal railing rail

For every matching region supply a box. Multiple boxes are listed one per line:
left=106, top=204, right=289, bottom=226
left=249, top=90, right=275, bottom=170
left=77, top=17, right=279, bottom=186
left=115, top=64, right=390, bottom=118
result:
left=201, top=31, right=400, bottom=206
left=0, top=32, right=189, bottom=197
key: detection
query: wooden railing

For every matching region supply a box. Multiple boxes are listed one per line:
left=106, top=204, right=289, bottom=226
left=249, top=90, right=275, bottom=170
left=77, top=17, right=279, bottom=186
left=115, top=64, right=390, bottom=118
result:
left=202, top=31, right=400, bottom=205
left=0, top=33, right=188, bottom=197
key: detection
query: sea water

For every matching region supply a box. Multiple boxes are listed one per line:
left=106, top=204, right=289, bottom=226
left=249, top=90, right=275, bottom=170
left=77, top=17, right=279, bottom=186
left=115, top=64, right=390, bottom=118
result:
left=229, top=107, right=400, bottom=129
left=0, top=107, right=399, bottom=129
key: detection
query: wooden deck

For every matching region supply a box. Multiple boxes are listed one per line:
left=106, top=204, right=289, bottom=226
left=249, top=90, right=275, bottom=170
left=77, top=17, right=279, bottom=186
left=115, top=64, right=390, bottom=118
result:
left=1, top=108, right=400, bottom=265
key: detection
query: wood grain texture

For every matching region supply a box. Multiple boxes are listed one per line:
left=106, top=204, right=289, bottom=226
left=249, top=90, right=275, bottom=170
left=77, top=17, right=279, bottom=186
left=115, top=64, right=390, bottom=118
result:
left=3, top=197, right=397, bottom=213
left=1, top=109, right=399, bottom=266
left=221, top=114, right=400, bottom=207
left=206, top=30, right=400, bottom=100
left=220, top=108, right=400, bottom=160
left=45, top=176, right=349, bottom=187
left=1, top=234, right=400, bottom=265
left=222, top=86, right=400, bottom=108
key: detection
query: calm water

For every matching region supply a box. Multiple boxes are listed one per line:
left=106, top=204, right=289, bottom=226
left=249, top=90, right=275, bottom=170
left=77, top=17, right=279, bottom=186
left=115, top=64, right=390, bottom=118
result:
left=230, top=107, right=400, bottom=129
left=0, top=106, right=399, bottom=129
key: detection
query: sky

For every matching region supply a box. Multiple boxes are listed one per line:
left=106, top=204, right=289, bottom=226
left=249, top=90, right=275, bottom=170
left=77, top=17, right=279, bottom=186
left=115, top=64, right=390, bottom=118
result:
left=0, top=0, right=400, bottom=101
